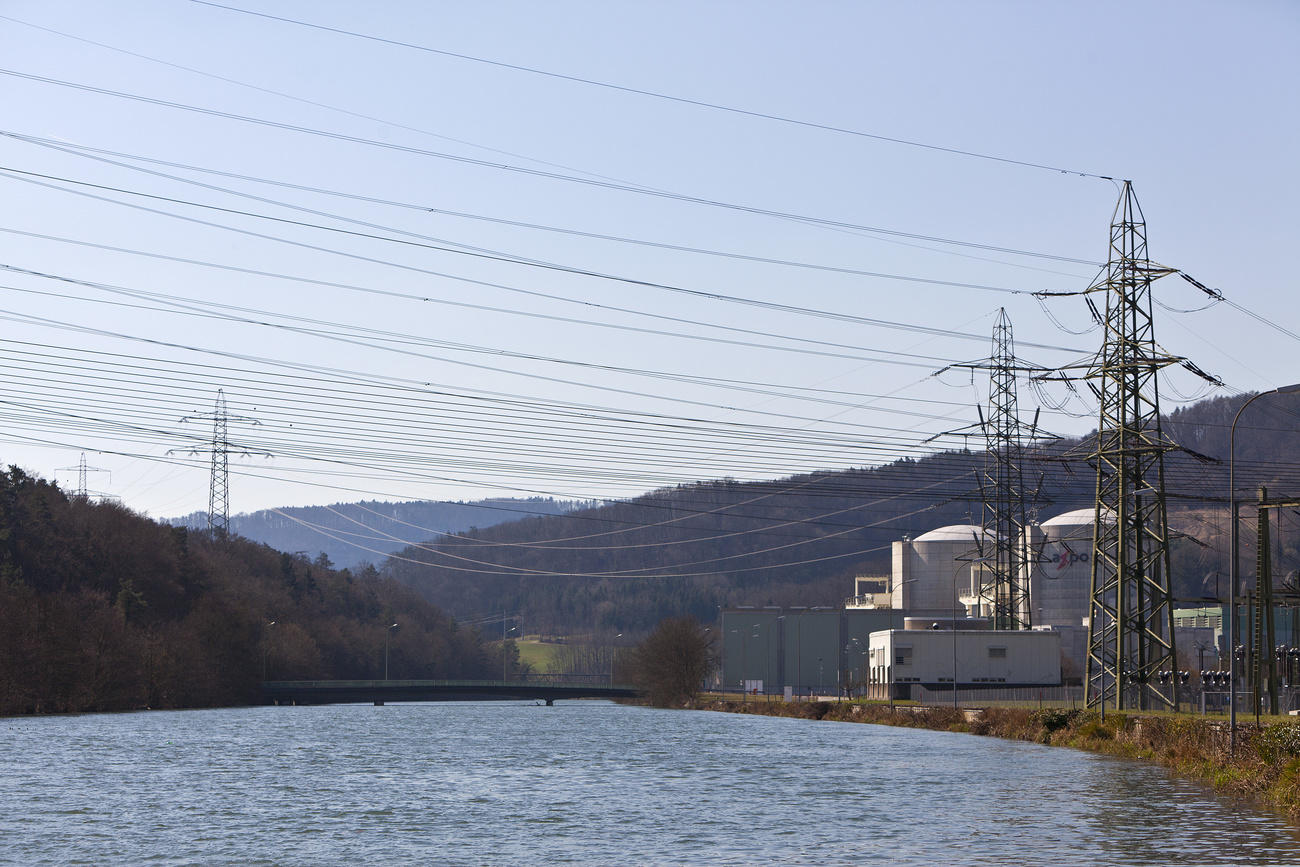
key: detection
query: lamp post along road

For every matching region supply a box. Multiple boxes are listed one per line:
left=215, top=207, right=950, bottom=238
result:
left=262, top=620, right=276, bottom=681
left=954, top=562, right=967, bottom=710
left=502, top=617, right=519, bottom=681
left=1229, top=384, right=1300, bottom=755
left=384, top=622, right=398, bottom=681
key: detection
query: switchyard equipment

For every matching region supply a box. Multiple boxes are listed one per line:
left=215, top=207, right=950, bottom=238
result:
left=1250, top=488, right=1300, bottom=717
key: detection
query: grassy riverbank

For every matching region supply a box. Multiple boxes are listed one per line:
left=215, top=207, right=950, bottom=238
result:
left=701, top=699, right=1300, bottom=821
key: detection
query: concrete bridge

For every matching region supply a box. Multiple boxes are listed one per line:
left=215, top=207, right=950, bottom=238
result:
left=262, top=678, right=640, bottom=706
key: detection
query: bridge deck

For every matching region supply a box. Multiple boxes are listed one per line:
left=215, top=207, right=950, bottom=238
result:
left=262, top=679, right=639, bottom=705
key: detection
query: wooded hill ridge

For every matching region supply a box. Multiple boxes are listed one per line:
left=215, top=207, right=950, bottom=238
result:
left=381, top=392, right=1300, bottom=636
left=0, top=467, right=503, bottom=715
left=168, top=497, right=593, bottom=571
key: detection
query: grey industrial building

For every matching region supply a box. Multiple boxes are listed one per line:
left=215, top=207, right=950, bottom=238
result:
left=718, top=606, right=903, bottom=696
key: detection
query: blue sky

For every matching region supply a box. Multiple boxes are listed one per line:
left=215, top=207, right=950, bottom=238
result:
left=0, top=0, right=1295, bottom=519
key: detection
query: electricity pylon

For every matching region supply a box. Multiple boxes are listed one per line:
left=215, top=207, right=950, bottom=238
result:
left=977, top=310, right=1038, bottom=630
left=179, top=389, right=260, bottom=538
left=937, top=309, right=1048, bottom=630
left=1083, top=182, right=1180, bottom=711
left=55, top=452, right=109, bottom=499
left=208, top=390, right=231, bottom=535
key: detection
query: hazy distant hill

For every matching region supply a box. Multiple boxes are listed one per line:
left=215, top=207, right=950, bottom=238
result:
left=169, top=497, right=593, bottom=570
left=380, top=392, right=1300, bottom=636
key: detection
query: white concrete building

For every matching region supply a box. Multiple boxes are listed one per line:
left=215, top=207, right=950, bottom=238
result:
left=867, top=627, right=1062, bottom=698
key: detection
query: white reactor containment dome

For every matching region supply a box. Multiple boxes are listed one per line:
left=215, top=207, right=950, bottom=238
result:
left=892, top=524, right=996, bottom=617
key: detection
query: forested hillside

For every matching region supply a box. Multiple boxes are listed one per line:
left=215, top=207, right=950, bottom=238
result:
left=381, top=452, right=1095, bottom=635
left=169, top=497, right=591, bottom=570
left=382, top=391, right=1300, bottom=636
left=0, top=467, right=500, bottom=715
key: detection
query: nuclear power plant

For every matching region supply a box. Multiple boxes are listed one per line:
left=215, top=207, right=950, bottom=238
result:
left=721, top=187, right=1207, bottom=706
left=720, top=511, right=1112, bottom=698
left=718, top=503, right=1206, bottom=700
left=884, top=510, right=1104, bottom=683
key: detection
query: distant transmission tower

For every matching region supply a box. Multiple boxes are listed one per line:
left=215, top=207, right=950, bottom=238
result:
left=179, top=389, right=260, bottom=537
left=208, top=389, right=231, bottom=535
left=1083, top=182, right=1180, bottom=711
left=56, top=452, right=109, bottom=499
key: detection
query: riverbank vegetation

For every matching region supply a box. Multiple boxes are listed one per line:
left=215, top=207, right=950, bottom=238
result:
left=0, top=466, right=498, bottom=715
left=702, top=698, right=1300, bottom=820
left=629, top=617, right=714, bottom=707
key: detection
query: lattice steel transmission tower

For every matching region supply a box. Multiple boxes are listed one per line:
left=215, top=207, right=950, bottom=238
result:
left=940, top=310, right=1048, bottom=630
left=207, top=389, right=231, bottom=535
left=1083, top=182, right=1180, bottom=711
left=977, top=310, right=1036, bottom=630
left=179, top=389, right=260, bottom=538
left=56, top=452, right=108, bottom=499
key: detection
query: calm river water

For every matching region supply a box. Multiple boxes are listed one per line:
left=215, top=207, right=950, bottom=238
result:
left=2, top=701, right=1298, bottom=865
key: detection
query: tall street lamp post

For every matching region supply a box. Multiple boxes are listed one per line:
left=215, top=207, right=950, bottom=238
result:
left=262, top=620, right=276, bottom=681
left=384, top=621, right=398, bottom=681
left=951, top=561, right=974, bottom=711
left=1229, top=384, right=1300, bottom=755
left=842, top=638, right=865, bottom=699
left=728, top=628, right=744, bottom=700
left=503, top=623, right=519, bottom=682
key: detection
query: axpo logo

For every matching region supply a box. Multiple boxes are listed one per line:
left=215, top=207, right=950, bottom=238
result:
left=1045, top=544, right=1088, bottom=576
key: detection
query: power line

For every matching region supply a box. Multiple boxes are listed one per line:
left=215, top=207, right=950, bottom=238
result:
left=0, top=168, right=1082, bottom=363
left=0, top=144, right=1088, bottom=351
left=0, top=12, right=637, bottom=186
left=188, top=0, right=1114, bottom=180
left=2, top=130, right=1089, bottom=290
left=0, top=67, right=1102, bottom=266
left=0, top=269, right=987, bottom=419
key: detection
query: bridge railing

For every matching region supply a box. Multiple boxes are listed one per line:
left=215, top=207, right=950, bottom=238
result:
left=514, top=673, right=616, bottom=684
left=262, top=677, right=637, bottom=691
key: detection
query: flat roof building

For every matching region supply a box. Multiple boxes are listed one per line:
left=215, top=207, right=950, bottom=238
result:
left=867, top=627, right=1061, bottom=700
left=719, top=606, right=904, bottom=696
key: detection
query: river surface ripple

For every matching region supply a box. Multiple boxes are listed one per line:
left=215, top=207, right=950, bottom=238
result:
left=2, top=701, right=1298, bottom=865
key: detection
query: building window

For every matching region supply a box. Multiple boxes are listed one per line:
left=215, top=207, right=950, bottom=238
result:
left=988, top=646, right=1007, bottom=659
left=895, top=646, right=912, bottom=666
